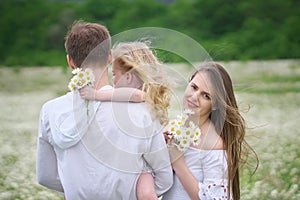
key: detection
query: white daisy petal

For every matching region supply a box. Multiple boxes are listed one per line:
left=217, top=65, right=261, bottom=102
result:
left=183, top=109, right=194, bottom=115
left=72, top=68, right=82, bottom=74
left=167, top=112, right=201, bottom=151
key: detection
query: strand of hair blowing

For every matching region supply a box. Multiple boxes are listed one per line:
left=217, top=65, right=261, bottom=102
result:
left=199, top=62, right=246, bottom=200
left=113, top=41, right=174, bottom=126
left=143, top=83, right=171, bottom=126
left=225, top=104, right=258, bottom=200
left=210, top=84, right=244, bottom=200
left=224, top=106, right=245, bottom=200
left=218, top=75, right=244, bottom=200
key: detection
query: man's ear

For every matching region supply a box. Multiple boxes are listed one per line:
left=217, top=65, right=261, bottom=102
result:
left=107, top=50, right=113, bottom=65
left=67, top=55, right=76, bottom=70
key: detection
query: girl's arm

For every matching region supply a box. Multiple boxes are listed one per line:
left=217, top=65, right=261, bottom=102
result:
left=79, top=86, right=145, bottom=102
left=169, top=145, right=200, bottom=200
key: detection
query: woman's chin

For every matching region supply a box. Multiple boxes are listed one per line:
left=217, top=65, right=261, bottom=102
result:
left=183, top=106, right=198, bottom=114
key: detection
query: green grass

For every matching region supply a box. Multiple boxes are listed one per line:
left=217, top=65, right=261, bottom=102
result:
left=0, top=67, right=69, bottom=94
left=232, top=67, right=300, bottom=94
left=235, top=85, right=300, bottom=94
left=0, top=60, right=299, bottom=199
left=259, top=74, right=300, bottom=83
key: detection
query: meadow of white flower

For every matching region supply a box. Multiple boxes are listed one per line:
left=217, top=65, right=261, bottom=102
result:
left=0, top=60, right=299, bottom=199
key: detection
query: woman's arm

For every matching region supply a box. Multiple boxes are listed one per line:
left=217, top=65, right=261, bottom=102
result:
left=169, top=145, right=200, bottom=200
left=79, top=86, right=145, bottom=102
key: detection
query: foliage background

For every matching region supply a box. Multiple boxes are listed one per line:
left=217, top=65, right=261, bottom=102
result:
left=0, top=61, right=300, bottom=199
left=0, top=0, right=299, bottom=66
left=1, top=0, right=300, bottom=199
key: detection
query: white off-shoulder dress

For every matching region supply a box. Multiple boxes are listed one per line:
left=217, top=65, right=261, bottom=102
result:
left=162, top=148, right=232, bottom=200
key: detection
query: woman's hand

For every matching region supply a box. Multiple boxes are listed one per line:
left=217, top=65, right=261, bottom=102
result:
left=163, top=131, right=171, bottom=144
left=167, top=141, right=185, bottom=168
left=79, top=86, right=96, bottom=100
left=164, top=132, right=185, bottom=167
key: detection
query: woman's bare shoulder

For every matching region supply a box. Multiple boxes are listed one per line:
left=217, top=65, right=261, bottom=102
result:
left=200, top=122, right=224, bottom=150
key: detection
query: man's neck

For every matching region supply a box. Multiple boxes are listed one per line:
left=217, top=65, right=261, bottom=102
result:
left=95, top=75, right=109, bottom=90
left=89, top=66, right=109, bottom=90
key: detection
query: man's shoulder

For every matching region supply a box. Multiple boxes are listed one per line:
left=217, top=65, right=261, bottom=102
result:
left=100, top=101, right=148, bottom=109
left=105, top=102, right=149, bottom=113
left=42, top=93, right=71, bottom=111
left=99, top=102, right=151, bottom=120
left=127, top=102, right=148, bottom=109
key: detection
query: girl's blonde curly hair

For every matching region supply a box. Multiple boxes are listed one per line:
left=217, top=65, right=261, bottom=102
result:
left=112, top=41, right=174, bottom=125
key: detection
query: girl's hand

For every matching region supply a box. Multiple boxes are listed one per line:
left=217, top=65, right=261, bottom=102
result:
left=79, top=86, right=96, bottom=100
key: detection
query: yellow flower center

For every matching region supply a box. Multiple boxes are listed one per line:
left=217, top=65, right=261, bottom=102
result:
left=78, top=73, right=84, bottom=79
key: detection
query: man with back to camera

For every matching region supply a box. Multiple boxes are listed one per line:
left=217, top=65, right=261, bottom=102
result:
left=36, top=20, right=173, bottom=199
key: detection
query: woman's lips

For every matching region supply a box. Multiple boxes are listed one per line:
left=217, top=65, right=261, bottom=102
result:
left=187, top=100, right=198, bottom=108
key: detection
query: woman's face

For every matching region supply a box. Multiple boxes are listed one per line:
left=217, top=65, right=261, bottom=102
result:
left=112, top=61, right=127, bottom=88
left=183, top=72, right=213, bottom=119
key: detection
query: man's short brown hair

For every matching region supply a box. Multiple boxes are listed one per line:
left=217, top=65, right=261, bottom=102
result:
left=64, top=20, right=111, bottom=68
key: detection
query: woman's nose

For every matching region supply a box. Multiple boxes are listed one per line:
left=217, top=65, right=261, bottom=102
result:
left=191, top=91, right=199, bottom=101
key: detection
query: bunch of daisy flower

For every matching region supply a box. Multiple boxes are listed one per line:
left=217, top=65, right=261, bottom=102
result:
left=68, top=68, right=95, bottom=115
left=167, top=109, right=201, bottom=151
left=68, top=68, right=95, bottom=91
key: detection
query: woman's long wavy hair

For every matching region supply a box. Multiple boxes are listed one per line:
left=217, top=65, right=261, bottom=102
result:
left=190, top=62, right=258, bottom=200
left=112, top=41, right=174, bottom=126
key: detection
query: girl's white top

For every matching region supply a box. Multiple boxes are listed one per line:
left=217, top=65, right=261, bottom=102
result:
left=162, top=148, right=232, bottom=200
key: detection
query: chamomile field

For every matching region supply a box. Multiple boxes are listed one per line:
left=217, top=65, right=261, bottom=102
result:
left=0, top=60, right=299, bottom=199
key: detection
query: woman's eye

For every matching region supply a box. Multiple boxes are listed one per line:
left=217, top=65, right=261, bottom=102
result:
left=203, top=93, right=211, bottom=100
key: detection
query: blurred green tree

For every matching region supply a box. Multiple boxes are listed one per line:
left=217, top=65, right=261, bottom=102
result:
left=0, top=0, right=299, bottom=66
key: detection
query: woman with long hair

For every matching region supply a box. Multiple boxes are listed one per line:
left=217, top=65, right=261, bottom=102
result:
left=162, top=62, right=258, bottom=200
